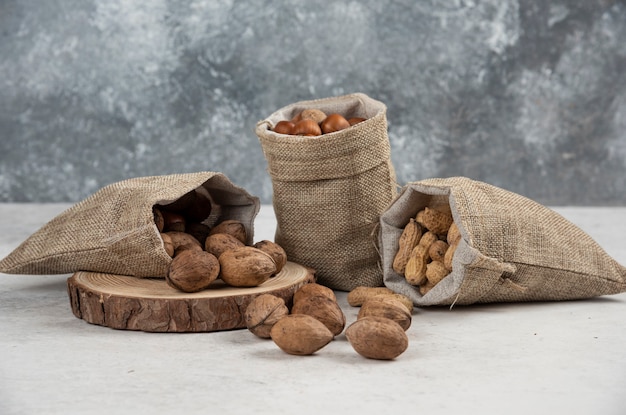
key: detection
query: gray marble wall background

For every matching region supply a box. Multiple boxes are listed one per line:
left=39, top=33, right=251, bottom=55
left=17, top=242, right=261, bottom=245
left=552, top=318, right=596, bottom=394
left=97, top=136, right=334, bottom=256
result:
left=1, top=0, right=625, bottom=205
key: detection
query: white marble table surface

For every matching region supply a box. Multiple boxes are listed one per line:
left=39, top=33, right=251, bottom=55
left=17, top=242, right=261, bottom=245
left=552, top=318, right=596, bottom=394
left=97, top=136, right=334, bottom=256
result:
left=1, top=204, right=625, bottom=415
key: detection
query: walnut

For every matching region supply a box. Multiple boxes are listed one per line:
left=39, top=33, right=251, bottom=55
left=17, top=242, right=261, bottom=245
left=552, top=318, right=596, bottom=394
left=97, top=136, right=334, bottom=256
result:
left=244, top=294, right=289, bottom=339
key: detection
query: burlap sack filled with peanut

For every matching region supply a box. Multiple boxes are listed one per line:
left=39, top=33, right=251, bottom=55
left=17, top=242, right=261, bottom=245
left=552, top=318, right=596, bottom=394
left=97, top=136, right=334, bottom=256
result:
left=378, top=177, right=626, bottom=306
left=0, top=172, right=260, bottom=278
left=256, top=93, right=397, bottom=291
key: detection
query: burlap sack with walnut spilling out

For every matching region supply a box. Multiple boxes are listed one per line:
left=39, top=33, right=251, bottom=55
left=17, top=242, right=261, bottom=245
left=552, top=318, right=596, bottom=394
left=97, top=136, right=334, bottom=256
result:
left=0, top=172, right=260, bottom=278
left=256, top=93, right=397, bottom=291
left=379, top=177, right=626, bottom=306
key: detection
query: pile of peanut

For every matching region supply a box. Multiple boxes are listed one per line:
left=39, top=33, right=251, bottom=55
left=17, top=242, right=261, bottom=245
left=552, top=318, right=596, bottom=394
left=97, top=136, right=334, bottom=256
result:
left=153, top=195, right=287, bottom=293
left=272, top=109, right=366, bottom=136
left=392, top=206, right=460, bottom=295
left=244, top=284, right=412, bottom=360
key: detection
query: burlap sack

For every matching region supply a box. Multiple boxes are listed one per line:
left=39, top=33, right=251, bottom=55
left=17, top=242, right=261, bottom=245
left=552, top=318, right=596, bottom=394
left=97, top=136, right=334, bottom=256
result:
left=256, top=93, right=397, bottom=291
left=379, top=177, right=626, bottom=306
left=0, top=172, right=260, bottom=277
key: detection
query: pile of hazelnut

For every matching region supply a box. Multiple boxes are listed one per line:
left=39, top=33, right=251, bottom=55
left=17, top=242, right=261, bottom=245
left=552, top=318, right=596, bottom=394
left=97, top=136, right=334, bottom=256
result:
left=272, top=109, right=366, bottom=136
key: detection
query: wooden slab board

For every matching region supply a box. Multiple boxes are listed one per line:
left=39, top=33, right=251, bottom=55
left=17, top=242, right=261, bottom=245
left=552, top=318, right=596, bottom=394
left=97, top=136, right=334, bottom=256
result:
left=67, top=261, right=316, bottom=333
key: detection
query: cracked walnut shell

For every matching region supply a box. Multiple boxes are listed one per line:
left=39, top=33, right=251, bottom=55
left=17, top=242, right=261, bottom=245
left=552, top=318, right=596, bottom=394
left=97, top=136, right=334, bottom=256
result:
left=245, top=294, right=289, bottom=339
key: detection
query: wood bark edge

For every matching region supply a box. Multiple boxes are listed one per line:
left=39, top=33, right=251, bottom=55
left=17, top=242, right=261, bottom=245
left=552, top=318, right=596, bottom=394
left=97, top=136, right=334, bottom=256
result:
left=67, top=262, right=316, bottom=333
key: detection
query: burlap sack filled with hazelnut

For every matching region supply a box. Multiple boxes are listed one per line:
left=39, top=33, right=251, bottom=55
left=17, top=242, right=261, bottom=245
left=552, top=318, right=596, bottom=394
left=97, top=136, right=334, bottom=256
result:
left=256, top=93, right=397, bottom=291
left=0, top=172, right=260, bottom=277
left=378, top=177, right=626, bottom=306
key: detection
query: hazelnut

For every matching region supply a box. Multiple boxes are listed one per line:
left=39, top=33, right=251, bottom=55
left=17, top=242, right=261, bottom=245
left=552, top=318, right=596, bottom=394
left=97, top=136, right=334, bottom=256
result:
left=291, top=111, right=303, bottom=123
left=320, top=113, right=350, bottom=134
left=347, top=117, right=366, bottom=126
left=273, top=120, right=295, bottom=135
left=292, top=119, right=322, bottom=136
left=299, top=109, right=327, bottom=124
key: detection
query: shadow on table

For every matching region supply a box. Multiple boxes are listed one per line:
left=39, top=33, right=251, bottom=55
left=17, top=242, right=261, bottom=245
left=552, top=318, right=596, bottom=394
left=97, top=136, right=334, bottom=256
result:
left=417, top=294, right=625, bottom=314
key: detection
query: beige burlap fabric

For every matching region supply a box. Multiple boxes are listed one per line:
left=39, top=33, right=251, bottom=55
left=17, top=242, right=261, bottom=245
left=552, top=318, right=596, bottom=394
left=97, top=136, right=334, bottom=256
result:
left=379, top=177, right=626, bottom=306
left=0, top=172, right=260, bottom=277
left=256, top=93, right=397, bottom=291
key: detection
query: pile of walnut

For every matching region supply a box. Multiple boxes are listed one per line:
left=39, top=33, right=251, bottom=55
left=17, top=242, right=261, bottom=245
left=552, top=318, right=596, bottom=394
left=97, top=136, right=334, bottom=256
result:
left=392, top=206, right=460, bottom=295
left=244, top=284, right=412, bottom=360
left=154, top=204, right=287, bottom=293
left=272, top=109, right=366, bottom=136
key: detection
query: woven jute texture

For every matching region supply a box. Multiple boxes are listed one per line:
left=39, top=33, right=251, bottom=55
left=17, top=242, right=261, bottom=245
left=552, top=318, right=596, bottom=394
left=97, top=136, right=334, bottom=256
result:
left=379, top=177, right=626, bottom=306
left=256, top=93, right=397, bottom=291
left=0, top=172, right=260, bottom=277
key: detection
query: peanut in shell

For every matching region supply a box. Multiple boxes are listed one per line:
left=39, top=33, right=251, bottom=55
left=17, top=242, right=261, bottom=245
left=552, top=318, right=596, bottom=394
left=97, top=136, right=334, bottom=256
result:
left=404, top=245, right=429, bottom=286
left=418, top=231, right=439, bottom=249
left=392, top=218, right=422, bottom=275
left=420, top=280, right=436, bottom=296
left=447, top=221, right=461, bottom=245
left=426, top=260, right=448, bottom=285
left=347, top=286, right=395, bottom=307
left=444, top=240, right=459, bottom=272
left=421, top=207, right=453, bottom=235
left=429, top=240, right=449, bottom=263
